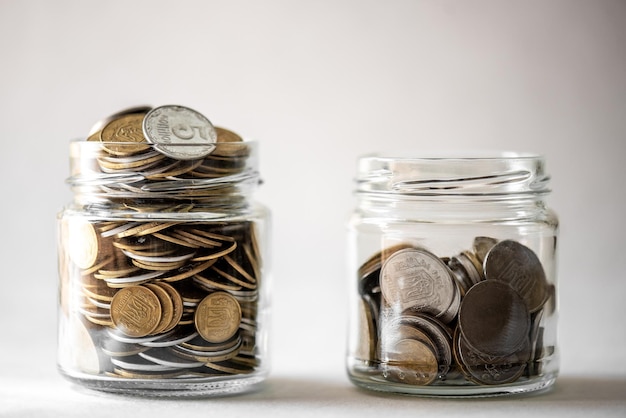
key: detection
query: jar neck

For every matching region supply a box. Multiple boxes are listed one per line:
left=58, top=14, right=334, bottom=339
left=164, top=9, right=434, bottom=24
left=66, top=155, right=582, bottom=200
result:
left=356, top=193, right=548, bottom=222
left=67, top=140, right=260, bottom=217
left=355, top=153, right=551, bottom=222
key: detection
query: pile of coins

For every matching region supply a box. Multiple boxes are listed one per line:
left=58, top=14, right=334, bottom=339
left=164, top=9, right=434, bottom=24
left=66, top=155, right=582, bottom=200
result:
left=356, top=238, right=554, bottom=386
left=74, top=105, right=255, bottom=206
left=59, top=105, right=264, bottom=379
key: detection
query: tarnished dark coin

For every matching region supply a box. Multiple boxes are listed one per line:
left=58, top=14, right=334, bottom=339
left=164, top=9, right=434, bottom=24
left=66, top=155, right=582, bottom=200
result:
left=458, top=280, right=530, bottom=357
left=380, top=248, right=456, bottom=318
left=454, top=328, right=529, bottom=385
left=484, top=240, right=548, bottom=313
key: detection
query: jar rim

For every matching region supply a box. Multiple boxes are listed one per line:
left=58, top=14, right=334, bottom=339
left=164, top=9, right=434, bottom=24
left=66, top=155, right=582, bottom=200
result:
left=355, top=151, right=550, bottom=197
left=359, top=150, right=542, bottom=162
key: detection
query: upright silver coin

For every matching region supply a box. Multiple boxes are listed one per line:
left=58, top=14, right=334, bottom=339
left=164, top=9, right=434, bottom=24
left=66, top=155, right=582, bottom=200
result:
left=380, top=248, right=456, bottom=318
left=143, top=105, right=217, bottom=160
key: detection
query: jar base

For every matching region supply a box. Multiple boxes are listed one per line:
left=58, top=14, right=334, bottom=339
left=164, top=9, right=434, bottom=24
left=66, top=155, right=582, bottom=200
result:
left=60, top=367, right=267, bottom=397
left=348, top=367, right=557, bottom=398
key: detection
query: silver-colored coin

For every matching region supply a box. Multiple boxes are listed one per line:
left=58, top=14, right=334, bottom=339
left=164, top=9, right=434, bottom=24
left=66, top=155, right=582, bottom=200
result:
left=380, top=248, right=456, bottom=318
left=438, top=279, right=461, bottom=324
left=111, top=355, right=179, bottom=372
left=139, top=348, right=205, bottom=369
left=483, top=240, right=548, bottom=313
left=143, top=105, right=217, bottom=160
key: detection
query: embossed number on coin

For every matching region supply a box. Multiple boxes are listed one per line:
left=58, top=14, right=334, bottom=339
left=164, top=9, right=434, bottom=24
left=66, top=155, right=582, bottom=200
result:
left=143, top=105, right=217, bottom=160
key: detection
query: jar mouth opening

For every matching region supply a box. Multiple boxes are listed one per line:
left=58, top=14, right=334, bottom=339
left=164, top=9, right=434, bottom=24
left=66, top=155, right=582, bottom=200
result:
left=355, top=151, right=550, bottom=197
left=67, top=139, right=261, bottom=205
left=360, top=150, right=541, bottom=162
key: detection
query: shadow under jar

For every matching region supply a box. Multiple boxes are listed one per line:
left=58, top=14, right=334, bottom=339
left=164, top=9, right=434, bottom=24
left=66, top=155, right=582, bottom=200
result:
left=57, top=140, right=270, bottom=396
left=347, top=153, right=559, bottom=397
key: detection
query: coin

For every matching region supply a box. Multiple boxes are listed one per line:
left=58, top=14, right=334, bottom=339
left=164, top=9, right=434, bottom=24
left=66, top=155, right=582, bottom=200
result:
left=355, top=298, right=377, bottom=362
left=382, top=338, right=439, bottom=385
left=455, top=328, right=529, bottom=385
left=357, top=243, right=413, bottom=280
left=155, top=282, right=184, bottom=333
left=458, top=280, right=530, bottom=357
left=397, top=313, right=453, bottom=380
left=143, top=105, right=217, bottom=160
left=472, top=236, right=498, bottom=264
left=100, top=113, right=150, bottom=156
left=195, top=292, right=242, bottom=343
left=110, top=285, right=162, bottom=337
left=145, top=284, right=174, bottom=335
left=67, top=218, right=99, bottom=269
left=380, top=248, right=456, bottom=318
left=215, top=126, right=243, bottom=143
left=483, top=240, right=548, bottom=313
left=88, top=105, right=152, bottom=136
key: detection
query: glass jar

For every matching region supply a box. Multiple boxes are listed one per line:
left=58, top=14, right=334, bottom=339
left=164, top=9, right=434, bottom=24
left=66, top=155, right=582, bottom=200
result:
left=347, top=153, right=559, bottom=397
left=57, top=139, right=270, bottom=396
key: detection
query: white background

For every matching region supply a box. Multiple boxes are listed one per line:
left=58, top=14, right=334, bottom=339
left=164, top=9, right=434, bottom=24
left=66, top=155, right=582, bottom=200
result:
left=1, top=0, right=625, bottom=416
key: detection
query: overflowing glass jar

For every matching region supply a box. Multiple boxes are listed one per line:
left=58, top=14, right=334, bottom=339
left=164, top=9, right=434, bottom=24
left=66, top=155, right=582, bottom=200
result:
left=57, top=105, right=271, bottom=396
left=347, top=153, right=559, bottom=397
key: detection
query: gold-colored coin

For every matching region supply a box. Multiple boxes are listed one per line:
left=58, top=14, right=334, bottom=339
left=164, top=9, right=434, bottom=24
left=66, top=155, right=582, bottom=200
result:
left=205, top=360, right=253, bottom=375
left=195, top=292, right=241, bottom=343
left=215, top=127, right=243, bottom=143
left=145, top=284, right=174, bottom=335
left=115, top=221, right=180, bottom=238
left=156, top=282, right=184, bottom=333
left=383, top=338, right=439, bottom=386
left=100, top=113, right=150, bottom=156
left=213, top=127, right=249, bottom=158
left=88, top=105, right=152, bottom=136
left=110, top=285, right=162, bottom=337
left=67, top=218, right=99, bottom=269
left=161, top=260, right=216, bottom=282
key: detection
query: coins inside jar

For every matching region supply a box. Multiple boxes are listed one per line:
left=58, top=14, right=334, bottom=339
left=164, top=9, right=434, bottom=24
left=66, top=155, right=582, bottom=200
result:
left=60, top=218, right=262, bottom=379
left=58, top=106, right=262, bottom=380
left=355, top=237, right=553, bottom=387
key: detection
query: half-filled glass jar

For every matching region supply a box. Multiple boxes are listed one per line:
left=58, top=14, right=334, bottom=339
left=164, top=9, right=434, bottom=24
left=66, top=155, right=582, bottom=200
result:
left=347, top=153, right=558, bottom=397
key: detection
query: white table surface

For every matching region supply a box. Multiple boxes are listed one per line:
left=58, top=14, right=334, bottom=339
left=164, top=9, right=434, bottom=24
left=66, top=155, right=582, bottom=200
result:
left=2, top=368, right=625, bottom=418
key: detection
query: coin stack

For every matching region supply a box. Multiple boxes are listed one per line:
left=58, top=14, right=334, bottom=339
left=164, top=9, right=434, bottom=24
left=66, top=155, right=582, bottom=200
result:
left=59, top=105, right=264, bottom=380
left=74, top=105, right=254, bottom=208
left=356, top=238, right=554, bottom=386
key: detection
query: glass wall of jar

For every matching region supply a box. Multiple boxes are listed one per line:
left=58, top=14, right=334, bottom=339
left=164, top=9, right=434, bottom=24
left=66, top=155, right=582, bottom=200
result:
left=347, top=153, right=559, bottom=397
left=57, top=138, right=271, bottom=396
